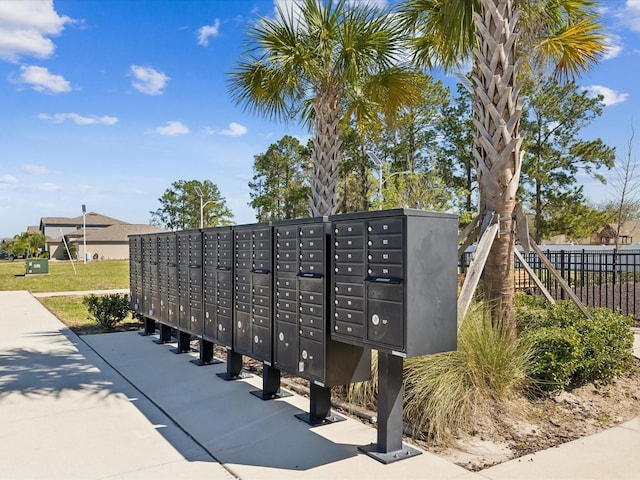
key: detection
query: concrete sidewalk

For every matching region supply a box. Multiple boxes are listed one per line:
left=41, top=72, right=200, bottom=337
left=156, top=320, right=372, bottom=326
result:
left=1, top=290, right=640, bottom=479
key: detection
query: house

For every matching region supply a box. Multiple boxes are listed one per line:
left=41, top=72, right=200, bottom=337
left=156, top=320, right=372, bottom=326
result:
left=39, top=212, right=128, bottom=239
left=41, top=212, right=165, bottom=260
left=593, top=221, right=640, bottom=246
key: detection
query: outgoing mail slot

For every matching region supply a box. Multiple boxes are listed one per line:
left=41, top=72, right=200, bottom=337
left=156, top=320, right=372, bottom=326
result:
left=368, top=282, right=403, bottom=302
left=298, top=277, right=323, bottom=294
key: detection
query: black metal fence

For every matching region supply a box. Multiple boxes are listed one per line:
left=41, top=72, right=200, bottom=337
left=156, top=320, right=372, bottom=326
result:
left=460, top=248, right=640, bottom=320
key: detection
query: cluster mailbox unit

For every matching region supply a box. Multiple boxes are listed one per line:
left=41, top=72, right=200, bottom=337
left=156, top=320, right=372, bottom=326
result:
left=272, top=217, right=371, bottom=423
left=329, top=208, right=458, bottom=462
left=130, top=208, right=457, bottom=463
left=202, top=227, right=233, bottom=357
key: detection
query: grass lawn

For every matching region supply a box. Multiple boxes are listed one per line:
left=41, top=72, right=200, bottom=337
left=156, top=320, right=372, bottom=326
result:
left=0, top=259, right=129, bottom=293
left=0, top=258, right=136, bottom=334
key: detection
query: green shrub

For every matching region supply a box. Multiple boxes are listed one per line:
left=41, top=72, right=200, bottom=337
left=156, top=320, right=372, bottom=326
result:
left=83, top=293, right=130, bottom=331
left=520, top=326, right=582, bottom=391
left=518, top=298, right=634, bottom=391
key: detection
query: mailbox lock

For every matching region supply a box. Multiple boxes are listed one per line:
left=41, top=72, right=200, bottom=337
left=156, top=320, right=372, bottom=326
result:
left=254, top=335, right=259, bottom=343
left=302, top=350, right=308, bottom=359
left=218, top=324, right=223, bottom=331
left=237, top=320, right=242, bottom=328
left=279, top=332, right=285, bottom=341
left=371, top=314, right=380, bottom=326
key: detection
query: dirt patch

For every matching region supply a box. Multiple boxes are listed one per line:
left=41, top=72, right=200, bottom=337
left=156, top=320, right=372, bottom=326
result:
left=416, top=360, right=640, bottom=471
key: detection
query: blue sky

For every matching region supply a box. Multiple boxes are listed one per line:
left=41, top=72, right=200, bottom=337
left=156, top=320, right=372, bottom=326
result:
left=0, top=0, right=638, bottom=239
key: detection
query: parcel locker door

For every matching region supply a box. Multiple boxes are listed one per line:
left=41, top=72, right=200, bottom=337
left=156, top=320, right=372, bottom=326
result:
left=299, top=338, right=325, bottom=381
left=234, top=311, right=252, bottom=354
left=203, top=303, right=216, bottom=340
left=252, top=324, right=271, bottom=360
left=216, top=310, right=233, bottom=347
left=275, top=321, right=298, bottom=372
left=366, top=295, right=404, bottom=351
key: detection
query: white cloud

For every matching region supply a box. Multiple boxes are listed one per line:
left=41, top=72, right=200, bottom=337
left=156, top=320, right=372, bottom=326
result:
left=0, top=174, right=17, bottom=184
left=619, top=0, right=640, bottom=32
left=130, top=65, right=169, bottom=95
left=0, top=0, right=73, bottom=62
left=220, top=122, right=248, bottom=137
left=17, top=65, right=71, bottom=94
left=38, top=113, right=118, bottom=125
left=585, top=85, right=629, bottom=106
left=197, top=19, right=221, bottom=46
left=148, top=121, right=190, bottom=136
left=202, top=122, right=248, bottom=137
left=602, top=34, right=623, bottom=60
left=22, top=164, right=49, bottom=175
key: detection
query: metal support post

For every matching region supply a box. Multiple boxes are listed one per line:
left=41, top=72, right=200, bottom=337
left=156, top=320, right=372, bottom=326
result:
left=190, top=339, right=222, bottom=366
left=359, top=352, right=421, bottom=464
left=171, top=330, right=191, bottom=354
left=250, top=363, right=292, bottom=400
left=153, top=323, right=172, bottom=344
left=296, top=383, right=345, bottom=426
left=217, top=349, right=251, bottom=380
left=139, top=317, right=155, bottom=336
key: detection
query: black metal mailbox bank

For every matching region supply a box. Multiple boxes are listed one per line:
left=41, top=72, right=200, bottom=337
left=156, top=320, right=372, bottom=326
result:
left=330, top=208, right=458, bottom=463
left=272, top=217, right=371, bottom=424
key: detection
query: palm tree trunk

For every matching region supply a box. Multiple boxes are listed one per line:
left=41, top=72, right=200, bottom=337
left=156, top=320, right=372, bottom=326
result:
left=311, top=88, right=342, bottom=216
left=472, top=0, right=524, bottom=328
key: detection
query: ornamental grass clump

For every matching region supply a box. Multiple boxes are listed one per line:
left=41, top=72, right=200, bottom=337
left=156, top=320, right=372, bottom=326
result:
left=402, top=305, right=532, bottom=442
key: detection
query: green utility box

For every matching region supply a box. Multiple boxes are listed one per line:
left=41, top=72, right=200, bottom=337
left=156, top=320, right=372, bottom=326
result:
left=26, top=258, right=49, bottom=275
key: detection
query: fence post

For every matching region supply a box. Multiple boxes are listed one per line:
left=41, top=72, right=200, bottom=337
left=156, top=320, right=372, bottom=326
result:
left=560, top=250, right=566, bottom=300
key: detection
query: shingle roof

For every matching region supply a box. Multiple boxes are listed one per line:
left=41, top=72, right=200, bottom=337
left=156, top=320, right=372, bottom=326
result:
left=40, top=212, right=129, bottom=227
left=73, top=224, right=166, bottom=243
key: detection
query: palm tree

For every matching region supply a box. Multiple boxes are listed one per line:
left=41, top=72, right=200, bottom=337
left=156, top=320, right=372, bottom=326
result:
left=229, top=0, right=420, bottom=216
left=399, top=0, right=607, bottom=325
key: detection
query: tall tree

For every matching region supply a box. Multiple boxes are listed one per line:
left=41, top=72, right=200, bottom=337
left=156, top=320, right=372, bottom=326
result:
left=229, top=0, right=420, bottom=216
left=608, top=125, right=639, bottom=248
left=399, top=0, right=607, bottom=325
left=249, top=135, right=311, bottom=221
left=520, top=78, right=615, bottom=242
left=150, top=180, right=233, bottom=231
left=438, top=82, right=476, bottom=216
